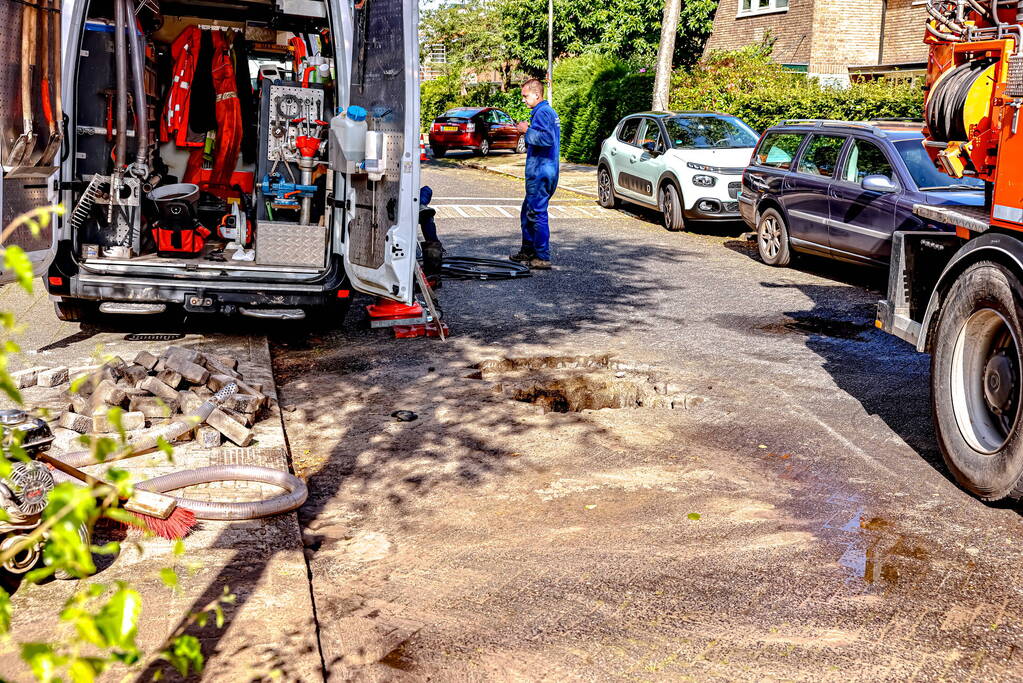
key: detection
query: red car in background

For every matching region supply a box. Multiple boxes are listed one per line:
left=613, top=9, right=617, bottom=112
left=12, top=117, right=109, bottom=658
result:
left=428, top=107, right=526, bottom=158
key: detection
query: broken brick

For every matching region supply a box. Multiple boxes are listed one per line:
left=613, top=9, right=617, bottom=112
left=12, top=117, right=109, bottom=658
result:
left=58, top=412, right=93, bottom=434
left=156, top=369, right=184, bottom=389
left=129, top=396, right=179, bottom=419
left=207, top=408, right=253, bottom=447
left=163, top=355, right=210, bottom=385
left=12, top=368, right=40, bottom=389
left=133, top=350, right=159, bottom=371
left=90, top=380, right=128, bottom=414
left=196, top=426, right=221, bottom=449
left=140, top=376, right=180, bottom=403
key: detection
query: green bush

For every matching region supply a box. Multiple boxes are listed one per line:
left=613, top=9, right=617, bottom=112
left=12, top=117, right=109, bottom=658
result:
left=670, top=46, right=924, bottom=132
left=552, top=55, right=653, bottom=164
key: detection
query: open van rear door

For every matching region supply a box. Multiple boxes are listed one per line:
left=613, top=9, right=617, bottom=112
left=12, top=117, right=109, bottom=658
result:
left=334, top=0, right=420, bottom=304
left=0, top=0, right=61, bottom=285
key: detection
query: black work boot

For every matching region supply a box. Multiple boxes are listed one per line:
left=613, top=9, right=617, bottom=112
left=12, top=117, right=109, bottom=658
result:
left=510, top=248, right=535, bottom=263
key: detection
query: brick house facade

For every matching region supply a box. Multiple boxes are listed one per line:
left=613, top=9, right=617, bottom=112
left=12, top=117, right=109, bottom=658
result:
left=702, top=0, right=928, bottom=83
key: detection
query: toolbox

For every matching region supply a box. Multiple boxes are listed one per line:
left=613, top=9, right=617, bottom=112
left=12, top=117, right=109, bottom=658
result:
left=255, top=221, right=328, bottom=267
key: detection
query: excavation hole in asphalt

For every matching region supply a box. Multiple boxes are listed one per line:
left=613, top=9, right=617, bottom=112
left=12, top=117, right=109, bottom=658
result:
left=470, top=356, right=702, bottom=413
left=759, top=315, right=872, bottom=341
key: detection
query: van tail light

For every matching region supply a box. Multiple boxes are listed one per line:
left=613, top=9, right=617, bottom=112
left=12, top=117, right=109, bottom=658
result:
left=465, top=122, right=475, bottom=133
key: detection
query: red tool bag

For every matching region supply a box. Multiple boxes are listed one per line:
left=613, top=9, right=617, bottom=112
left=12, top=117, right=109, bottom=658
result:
left=152, top=222, right=211, bottom=258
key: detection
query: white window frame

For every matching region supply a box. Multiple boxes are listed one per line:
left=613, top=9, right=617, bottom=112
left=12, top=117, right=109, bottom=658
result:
left=737, top=0, right=789, bottom=18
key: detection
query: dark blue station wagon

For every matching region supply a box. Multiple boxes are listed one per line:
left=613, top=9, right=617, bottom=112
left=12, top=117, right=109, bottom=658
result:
left=739, top=120, right=986, bottom=267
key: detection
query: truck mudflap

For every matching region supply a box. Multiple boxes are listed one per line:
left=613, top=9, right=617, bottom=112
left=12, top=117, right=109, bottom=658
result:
left=877, top=230, right=962, bottom=349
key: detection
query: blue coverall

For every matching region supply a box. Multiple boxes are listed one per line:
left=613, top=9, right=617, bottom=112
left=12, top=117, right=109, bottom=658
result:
left=520, top=100, right=561, bottom=261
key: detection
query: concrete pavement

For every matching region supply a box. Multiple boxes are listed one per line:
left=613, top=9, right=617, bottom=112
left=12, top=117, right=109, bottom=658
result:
left=447, top=149, right=599, bottom=198
left=273, top=161, right=1023, bottom=680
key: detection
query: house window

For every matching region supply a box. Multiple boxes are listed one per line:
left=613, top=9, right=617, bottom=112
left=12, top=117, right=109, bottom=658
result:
left=738, top=0, right=788, bottom=17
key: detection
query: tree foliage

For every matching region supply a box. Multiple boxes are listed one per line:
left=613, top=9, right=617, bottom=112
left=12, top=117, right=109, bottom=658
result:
left=498, top=0, right=717, bottom=74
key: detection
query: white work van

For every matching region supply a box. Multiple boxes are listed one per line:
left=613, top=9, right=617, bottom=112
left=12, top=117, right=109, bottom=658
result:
left=0, top=0, right=420, bottom=322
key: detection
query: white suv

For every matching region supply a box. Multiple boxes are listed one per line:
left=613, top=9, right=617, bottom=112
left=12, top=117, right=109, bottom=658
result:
left=596, top=112, right=760, bottom=231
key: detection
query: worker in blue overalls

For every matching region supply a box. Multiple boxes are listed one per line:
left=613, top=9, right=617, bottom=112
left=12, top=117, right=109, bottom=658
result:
left=512, top=78, right=560, bottom=270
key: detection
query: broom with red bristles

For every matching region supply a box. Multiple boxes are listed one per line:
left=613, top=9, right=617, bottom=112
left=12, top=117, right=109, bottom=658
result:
left=38, top=451, right=196, bottom=539
left=40, top=383, right=239, bottom=539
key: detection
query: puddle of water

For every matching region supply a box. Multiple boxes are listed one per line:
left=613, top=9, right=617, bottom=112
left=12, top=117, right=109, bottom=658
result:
left=758, top=315, right=872, bottom=341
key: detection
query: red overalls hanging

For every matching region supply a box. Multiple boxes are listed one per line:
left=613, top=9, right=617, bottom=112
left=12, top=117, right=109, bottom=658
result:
left=183, top=30, right=242, bottom=197
left=161, top=25, right=202, bottom=148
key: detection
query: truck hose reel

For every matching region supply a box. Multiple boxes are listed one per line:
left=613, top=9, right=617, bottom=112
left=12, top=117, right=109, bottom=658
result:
left=926, top=58, right=998, bottom=142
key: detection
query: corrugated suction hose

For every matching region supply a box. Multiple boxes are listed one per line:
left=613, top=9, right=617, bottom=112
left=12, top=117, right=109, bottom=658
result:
left=52, top=383, right=308, bottom=521
left=926, top=58, right=997, bottom=142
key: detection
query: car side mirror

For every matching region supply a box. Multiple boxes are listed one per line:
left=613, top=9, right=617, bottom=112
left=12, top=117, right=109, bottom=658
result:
left=862, top=174, right=897, bottom=193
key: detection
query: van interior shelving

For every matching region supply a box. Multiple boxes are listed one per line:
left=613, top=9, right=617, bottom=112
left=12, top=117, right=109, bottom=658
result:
left=69, top=0, right=338, bottom=280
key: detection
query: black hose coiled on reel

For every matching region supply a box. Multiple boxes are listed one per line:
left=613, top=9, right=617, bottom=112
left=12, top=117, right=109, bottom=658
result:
left=440, top=257, right=532, bottom=280
left=926, top=58, right=997, bottom=141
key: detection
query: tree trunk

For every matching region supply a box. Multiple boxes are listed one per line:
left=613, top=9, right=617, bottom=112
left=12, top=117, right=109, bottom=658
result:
left=652, top=0, right=681, bottom=111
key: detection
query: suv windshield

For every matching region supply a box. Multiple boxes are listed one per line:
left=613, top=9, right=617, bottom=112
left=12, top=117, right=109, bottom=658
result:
left=664, top=116, right=758, bottom=149
left=894, top=139, right=985, bottom=191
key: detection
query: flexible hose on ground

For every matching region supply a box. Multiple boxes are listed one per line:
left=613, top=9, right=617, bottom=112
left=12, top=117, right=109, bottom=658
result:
left=440, top=256, right=532, bottom=280
left=136, top=465, right=308, bottom=520
left=51, top=383, right=308, bottom=520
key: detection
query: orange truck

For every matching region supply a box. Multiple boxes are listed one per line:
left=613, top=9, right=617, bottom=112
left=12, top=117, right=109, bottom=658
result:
left=877, top=0, right=1023, bottom=500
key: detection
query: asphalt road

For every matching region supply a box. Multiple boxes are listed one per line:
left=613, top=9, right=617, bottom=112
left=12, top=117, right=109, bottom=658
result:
left=272, top=161, right=1023, bottom=680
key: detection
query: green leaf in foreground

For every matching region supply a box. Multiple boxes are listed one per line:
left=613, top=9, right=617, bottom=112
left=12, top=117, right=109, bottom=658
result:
left=687, top=512, right=701, bottom=521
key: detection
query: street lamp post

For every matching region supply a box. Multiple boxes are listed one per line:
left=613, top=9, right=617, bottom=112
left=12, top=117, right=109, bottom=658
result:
left=548, top=0, right=553, bottom=101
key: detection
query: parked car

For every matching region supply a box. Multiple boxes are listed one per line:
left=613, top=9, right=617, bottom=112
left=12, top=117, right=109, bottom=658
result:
left=428, top=107, right=525, bottom=158
left=597, top=111, right=759, bottom=231
left=740, top=120, right=986, bottom=267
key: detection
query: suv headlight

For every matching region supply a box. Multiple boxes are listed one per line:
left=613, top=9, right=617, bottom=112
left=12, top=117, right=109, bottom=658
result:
left=692, top=174, right=716, bottom=187
left=687, top=162, right=714, bottom=171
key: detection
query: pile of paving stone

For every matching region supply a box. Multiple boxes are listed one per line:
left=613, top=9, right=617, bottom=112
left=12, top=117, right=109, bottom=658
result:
left=12, top=346, right=270, bottom=448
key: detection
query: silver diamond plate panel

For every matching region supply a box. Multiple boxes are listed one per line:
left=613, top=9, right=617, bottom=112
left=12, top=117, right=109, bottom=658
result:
left=255, top=221, right=328, bottom=267
left=1007, top=55, right=1023, bottom=98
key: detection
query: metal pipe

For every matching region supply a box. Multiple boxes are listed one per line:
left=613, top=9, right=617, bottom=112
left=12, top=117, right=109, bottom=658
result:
left=124, top=0, right=149, bottom=177
left=113, top=0, right=128, bottom=169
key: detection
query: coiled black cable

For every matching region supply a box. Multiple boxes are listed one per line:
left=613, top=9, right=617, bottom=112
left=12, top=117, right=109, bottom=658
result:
left=927, top=58, right=997, bottom=141
left=440, top=257, right=532, bottom=280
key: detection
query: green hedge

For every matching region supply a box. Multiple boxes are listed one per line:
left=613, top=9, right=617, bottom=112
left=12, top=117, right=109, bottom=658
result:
left=670, top=46, right=924, bottom=132
left=552, top=55, right=654, bottom=164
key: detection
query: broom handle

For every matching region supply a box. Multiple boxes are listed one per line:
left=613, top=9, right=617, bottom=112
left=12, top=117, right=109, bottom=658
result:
left=36, top=451, right=106, bottom=489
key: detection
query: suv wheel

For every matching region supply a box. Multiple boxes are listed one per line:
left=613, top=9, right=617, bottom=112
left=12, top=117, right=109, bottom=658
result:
left=659, top=183, right=685, bottom=232
left=53, top=299, right=95, bottom=323
left=757, top=208, right=792, bottom=266
left=597, top=167, right=618, bottom=209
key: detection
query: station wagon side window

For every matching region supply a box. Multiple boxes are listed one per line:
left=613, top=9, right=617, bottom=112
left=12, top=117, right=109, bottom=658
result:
left=636, top=119, right=664, bottom=152
left=842, top=139, right=896, bottom=184
left=618, top=118, right=642, bottom=145
left=755, top=132, right=804, bottom=170
left=796, top=134, right=847, bottom=178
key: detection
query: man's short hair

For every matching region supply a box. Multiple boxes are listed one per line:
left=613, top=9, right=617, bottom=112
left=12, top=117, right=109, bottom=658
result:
left=521, top=79, right=544, bottom=97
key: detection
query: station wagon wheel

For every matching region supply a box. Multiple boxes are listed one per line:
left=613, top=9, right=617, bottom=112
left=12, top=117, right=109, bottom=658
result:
left=659, top=183, right=685, bottom=232
left=479, top=138, right=491, bottom=157
left=756, top=208, right=791, bottom=266
left=597, top=167, right=618, bottom=209
left=515, top=136, right=526, bottom=154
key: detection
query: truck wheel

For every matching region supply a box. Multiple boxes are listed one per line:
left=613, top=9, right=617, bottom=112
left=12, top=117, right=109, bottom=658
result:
left=306, top=299, right=352, bottom=330
left=659, top=183, right=685, bottom=232
left=932, top=260, right=1023, bottom=500
left=756, top=208, right=791, bottom=266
